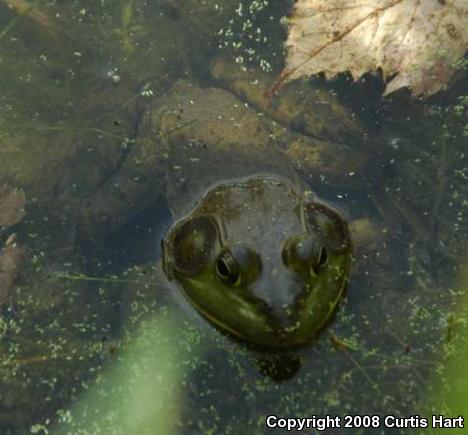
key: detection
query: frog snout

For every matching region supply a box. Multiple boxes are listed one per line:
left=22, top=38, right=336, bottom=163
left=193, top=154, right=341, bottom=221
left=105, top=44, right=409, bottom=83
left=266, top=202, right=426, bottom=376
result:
left=252, top=271, right=306, bottom=330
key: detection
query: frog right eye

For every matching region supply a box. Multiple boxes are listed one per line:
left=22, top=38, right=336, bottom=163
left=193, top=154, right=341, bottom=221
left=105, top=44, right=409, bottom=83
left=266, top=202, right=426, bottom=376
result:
left=282, top=235, right=327, bottom=275
left=166, top=215, right=218, bottom=276
left=315, top=246, right=328, bottom=271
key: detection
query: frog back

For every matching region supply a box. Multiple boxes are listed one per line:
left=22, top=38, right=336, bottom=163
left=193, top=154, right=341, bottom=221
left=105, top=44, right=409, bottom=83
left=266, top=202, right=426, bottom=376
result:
left=145, top=80, right=304, bottom=216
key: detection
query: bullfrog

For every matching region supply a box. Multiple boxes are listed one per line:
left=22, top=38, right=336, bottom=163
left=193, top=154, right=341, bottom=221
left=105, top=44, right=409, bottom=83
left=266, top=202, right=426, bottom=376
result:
left=78, top=58, right=383, bottom=351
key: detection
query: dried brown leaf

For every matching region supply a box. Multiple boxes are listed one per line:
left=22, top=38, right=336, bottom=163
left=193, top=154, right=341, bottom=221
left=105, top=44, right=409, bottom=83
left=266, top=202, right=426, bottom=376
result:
left=278, top=0, right=468, bottom=96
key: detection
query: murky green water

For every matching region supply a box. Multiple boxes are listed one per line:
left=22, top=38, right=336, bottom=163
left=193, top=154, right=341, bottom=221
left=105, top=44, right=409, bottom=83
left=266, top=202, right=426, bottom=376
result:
left=0, top=1, right=466, bottom=434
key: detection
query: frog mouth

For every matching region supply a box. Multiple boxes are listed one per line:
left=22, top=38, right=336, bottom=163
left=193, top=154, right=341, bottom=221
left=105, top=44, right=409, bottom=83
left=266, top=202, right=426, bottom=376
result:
left=249, top=275, right=309, bottom=333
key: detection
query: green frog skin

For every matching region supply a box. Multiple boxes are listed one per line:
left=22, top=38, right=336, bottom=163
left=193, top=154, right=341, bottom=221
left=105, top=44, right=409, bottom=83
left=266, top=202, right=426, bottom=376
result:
left=162, top=176, right=352, bottom=349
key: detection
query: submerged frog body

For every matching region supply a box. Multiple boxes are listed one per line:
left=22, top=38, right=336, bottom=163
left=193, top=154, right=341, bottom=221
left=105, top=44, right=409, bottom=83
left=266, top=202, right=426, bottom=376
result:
left=79, top=65, right=378, bottom=352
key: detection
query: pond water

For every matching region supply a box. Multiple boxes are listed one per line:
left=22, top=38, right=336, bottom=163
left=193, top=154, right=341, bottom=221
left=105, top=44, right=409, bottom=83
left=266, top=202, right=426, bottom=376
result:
left=0, top=1, right=466, bottom=434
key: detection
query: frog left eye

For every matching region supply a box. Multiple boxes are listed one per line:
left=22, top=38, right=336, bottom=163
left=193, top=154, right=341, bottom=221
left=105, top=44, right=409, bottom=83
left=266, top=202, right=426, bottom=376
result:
left=215, top=250, right=240, bottom=286
left=216, top=245, right=261, bottom=287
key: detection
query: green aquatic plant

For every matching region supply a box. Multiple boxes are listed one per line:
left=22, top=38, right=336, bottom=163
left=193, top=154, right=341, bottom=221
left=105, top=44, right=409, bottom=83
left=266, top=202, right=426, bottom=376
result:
left=51, top=314, right=188, bottom=435
left=427, top=258, right=468, bottom=431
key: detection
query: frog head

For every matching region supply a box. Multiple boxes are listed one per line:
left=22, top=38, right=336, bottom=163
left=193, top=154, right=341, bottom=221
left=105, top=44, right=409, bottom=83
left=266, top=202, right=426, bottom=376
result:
left=162, top=177, right=352, bottom=349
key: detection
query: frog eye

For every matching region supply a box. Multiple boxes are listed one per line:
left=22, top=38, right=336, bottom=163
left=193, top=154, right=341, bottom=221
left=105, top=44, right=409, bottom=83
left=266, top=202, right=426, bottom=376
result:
left=303, top=202, right=351, bottom=254
left=215, top=250, right=240, bottom=286
left=315, top=246, right=328, bottom=271
left=282, top=235, right=327, bottom=274
left=167, top=215, right=218, bottom=276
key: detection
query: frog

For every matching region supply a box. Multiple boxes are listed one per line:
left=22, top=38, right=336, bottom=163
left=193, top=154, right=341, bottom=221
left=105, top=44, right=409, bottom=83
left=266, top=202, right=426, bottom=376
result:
left=76, top=57, right=386, bottom=354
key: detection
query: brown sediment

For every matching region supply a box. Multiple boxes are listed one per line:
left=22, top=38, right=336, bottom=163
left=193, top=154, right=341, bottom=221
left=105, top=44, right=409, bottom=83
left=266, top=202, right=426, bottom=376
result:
left=0, top=184, right=26, bottom=304
left=0, top=239, right=25, bottom=304
left=0, top=184, right=25, bottom=228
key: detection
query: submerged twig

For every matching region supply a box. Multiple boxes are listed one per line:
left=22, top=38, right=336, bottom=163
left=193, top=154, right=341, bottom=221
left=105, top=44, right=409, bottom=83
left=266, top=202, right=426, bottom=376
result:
left=53, top=272, right=138, bottom=284
left=330, top=335, right=380, bottom=390
left=160, top=117, right=199, bottom=140
left=36, top=126, right=130, bottom=142
left=330, top=334, right=401, bottom=414
left=1, top=0, right=56, bottom=34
